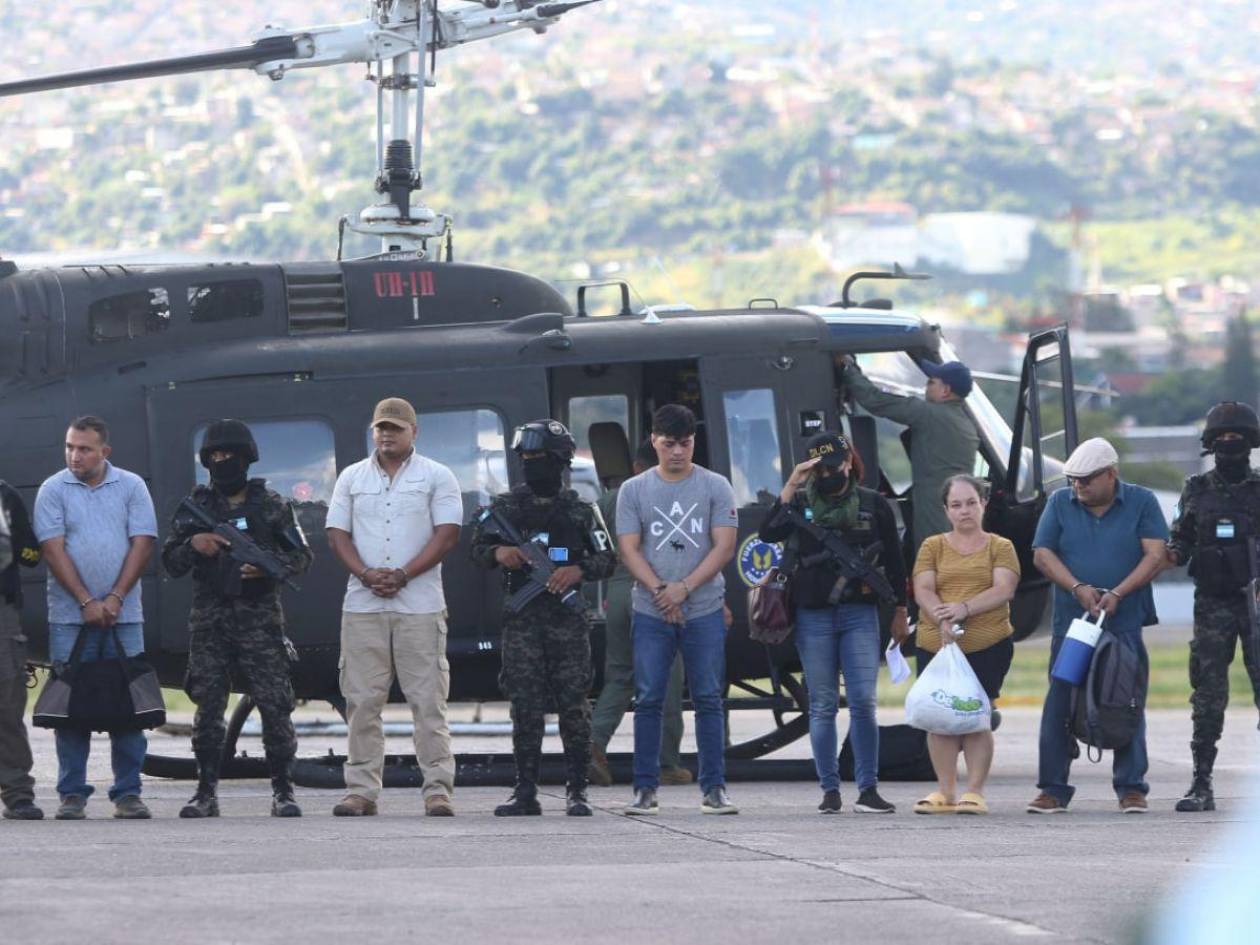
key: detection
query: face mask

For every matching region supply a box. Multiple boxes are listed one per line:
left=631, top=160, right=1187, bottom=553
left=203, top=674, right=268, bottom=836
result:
left=816, top=470, right=849, bottom=496
left=1214, top=442, right=1250, bottom=482
left=522, top=455, right=564, bottom=497
left=209, top=455, right=249, bottom=495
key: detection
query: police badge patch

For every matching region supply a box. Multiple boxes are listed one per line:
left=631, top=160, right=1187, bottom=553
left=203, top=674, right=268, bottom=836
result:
left=737, top=534, right=783, bottom=588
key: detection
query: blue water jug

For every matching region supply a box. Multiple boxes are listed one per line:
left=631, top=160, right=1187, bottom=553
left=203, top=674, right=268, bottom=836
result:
left=1051, top=612, right=1106, bottom=686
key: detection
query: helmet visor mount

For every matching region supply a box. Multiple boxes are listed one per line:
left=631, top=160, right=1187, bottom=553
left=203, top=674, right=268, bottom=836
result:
left=511, top=427, right=548, bottom=453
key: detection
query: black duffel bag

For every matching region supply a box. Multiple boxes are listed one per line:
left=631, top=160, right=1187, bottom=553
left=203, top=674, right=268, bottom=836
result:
left=33, top=626, right=166, bottom=732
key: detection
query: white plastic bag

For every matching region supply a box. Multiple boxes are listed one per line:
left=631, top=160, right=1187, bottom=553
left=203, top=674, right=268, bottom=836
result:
left=904, top=643, right=991, bottom=735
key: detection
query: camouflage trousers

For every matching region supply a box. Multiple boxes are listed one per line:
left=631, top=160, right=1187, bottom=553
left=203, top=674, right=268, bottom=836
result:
left=0, top=604, right=35, bottom=807
left=1190, top=594, right=1260, bottom=756
left=184, top=604, right=297, bottom=764
left=499, top=601, right=594, bottom=781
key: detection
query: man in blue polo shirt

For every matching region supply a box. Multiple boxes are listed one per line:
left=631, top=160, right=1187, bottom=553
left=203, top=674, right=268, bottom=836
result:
left=34, top=416, right=157, bottom=820
left=1027, top=438, right=1168, bottom=814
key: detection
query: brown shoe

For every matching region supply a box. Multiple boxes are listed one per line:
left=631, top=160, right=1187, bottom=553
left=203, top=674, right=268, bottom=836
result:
left=1119, top=792, right=1148, bottom=814
left=587, top=745, right=613, bottom=787
left=332, top=794, right=378, bottom=817
left=659, top=765, right=694, bottom=786
left=424, top=794, right=455, bottom=817
left=1026, top=792, right=1067, bottom=814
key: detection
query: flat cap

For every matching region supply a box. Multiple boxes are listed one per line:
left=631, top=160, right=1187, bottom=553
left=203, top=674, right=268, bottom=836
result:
left=1063, top=437, right=1119, bottom=477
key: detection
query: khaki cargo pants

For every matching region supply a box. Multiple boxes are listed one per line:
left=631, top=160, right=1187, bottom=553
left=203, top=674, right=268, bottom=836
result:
left=339, top=610, right=455, bottom=801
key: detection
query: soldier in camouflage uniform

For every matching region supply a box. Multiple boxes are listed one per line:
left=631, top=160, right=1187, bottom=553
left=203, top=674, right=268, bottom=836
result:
left=471, top=419, right=616, bottom=816
left=162, top=420, right=313, bottom=818
left=0, top=482, right=44, bottom=820
left=1167, top=402, right=1260, bottom=812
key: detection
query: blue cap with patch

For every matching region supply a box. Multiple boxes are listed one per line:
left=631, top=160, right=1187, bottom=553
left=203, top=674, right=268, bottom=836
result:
left=921, top=360, right=972, bottom=398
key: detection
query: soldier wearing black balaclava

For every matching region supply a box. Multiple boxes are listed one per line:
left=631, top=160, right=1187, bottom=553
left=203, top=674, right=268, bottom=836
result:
left=470, top=420, right=616, bottom=816
left=1167, top=402, right=1260, bottom=812
left=162, top=419, right=312, bottom=818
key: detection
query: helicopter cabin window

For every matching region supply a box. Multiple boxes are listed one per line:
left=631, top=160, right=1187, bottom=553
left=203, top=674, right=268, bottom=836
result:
left=88, top=288, right=170, bottom=343
left=194, top=419, right=337, bottom=508
left=188, top=279, right=265, bottom=323
left=723, top=388, right=783, bottom=507
left=365, top=408, right=507, bottom=506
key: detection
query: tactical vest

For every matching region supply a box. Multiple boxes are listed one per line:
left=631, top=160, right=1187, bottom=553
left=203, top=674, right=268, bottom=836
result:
left=504, top=494, right=588, bottom=596
left=788, top=488, right=888, bottom=608
left=1186, top=473, right=1260, bottom=597
left=190, top=480, right=275, bottom=599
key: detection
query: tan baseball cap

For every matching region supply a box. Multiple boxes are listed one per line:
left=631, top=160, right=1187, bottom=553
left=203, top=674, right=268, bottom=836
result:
left=371, top=397, right=417, bottom=428
left=1063, top=437, right=1119, bottom=477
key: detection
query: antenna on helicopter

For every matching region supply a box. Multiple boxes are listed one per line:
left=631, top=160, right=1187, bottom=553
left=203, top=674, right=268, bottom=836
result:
left=0, top=0, right=603, bottom=257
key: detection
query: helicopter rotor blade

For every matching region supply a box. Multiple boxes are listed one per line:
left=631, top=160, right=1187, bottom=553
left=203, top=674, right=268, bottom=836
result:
left=0, top=35, right=302, bottom=98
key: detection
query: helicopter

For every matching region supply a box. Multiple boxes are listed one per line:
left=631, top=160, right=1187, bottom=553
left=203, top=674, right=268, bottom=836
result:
left=0, top=1, right=1079, bottom=786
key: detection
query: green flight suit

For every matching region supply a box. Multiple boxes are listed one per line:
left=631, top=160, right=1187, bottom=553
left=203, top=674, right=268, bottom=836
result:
left=843, top=364, right=980, bottom=551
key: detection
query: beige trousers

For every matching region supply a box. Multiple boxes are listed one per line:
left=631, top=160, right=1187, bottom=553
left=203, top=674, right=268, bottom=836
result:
left=339, top=611, right=454, bottom=800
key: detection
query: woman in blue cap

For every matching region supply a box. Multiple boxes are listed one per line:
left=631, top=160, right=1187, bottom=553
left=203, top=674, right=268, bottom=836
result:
left=759, top=432, right=909, bottom=814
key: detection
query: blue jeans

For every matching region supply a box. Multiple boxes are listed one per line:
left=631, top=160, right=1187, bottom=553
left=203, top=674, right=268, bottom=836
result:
left=1037, top=632, right=1149, bottom=805
left=632, top=609, right=727, bottom=792
left=795, top=603, right=881, bottom=792
left=50, top=623, right=148, bottom=801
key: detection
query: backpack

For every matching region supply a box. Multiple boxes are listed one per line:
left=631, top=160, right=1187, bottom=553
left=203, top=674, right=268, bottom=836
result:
left=1070, top=630, right=1148, bottom=762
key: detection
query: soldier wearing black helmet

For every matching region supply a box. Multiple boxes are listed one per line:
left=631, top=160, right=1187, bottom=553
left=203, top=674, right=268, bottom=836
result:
left=470, top=419, right=616, bottom=816
left=1167, top=401, right=1260, bottom=812
left=162, top=419, right=313, bottom=818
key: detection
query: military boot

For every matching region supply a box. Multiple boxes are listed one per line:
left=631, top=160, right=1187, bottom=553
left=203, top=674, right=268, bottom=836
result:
left=1176, top=745, right=1217, bottom=813
left=495, top=749, right=542, bottom=816
left=180, top=751, right=221, bottom=819
left=566, top=763, right=592, bottom=817
left=268, top=755, right=302, bottom=818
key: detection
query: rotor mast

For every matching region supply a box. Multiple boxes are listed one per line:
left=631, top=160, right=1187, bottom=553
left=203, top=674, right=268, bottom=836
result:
left=0, top=0, right=603, bottom=258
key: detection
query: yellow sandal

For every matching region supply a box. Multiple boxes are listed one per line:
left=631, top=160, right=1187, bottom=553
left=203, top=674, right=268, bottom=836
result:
left=913, top=791, right=957, bottom=814
left=956, top=792, right=989, bottom=815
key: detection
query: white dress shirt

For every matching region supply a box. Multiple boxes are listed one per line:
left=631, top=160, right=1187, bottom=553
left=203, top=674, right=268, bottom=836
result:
left=326, top=450, right=463, bottom=614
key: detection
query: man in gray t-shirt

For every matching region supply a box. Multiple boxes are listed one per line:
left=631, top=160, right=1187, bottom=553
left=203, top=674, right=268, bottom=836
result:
left=616, top=405, right=738, bottom=816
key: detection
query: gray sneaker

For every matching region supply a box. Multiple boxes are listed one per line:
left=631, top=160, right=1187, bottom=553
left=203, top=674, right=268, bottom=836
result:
left=624, top=788, right=659, bottom=816
left=113, top=795, right=151, bottom=820
left=701, top=786, right=738, bottom=815
left=55, top=795, right=87, bottom=820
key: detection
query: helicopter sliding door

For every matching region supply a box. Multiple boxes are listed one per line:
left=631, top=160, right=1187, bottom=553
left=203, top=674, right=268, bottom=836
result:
left=985, top=325, right=1079, bottom=637
left=699, top=351, right=840, bottom=680
left=146, top=376, right=355, bottom=696
left=146, top=368, right=550, bottom=700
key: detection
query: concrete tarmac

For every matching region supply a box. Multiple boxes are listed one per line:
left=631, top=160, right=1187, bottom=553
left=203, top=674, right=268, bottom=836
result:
left=2, top=705, right=1258, bottom=945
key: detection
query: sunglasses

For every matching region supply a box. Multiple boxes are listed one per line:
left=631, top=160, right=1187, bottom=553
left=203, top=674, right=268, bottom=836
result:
left=1066, top=468, right=1108, bottom=487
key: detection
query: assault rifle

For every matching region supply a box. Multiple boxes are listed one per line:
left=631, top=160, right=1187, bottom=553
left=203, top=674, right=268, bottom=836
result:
left=178, top=497, right=299, bottom=594
left=783, top=505, right=897, bottom=604
left=1247, top=538, right=1260, bottom=665
left=477, top=505, right=586, bottom=614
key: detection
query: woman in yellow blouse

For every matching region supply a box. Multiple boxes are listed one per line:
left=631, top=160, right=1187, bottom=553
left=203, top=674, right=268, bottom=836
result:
left=911, top=474, right=1020, bottom=814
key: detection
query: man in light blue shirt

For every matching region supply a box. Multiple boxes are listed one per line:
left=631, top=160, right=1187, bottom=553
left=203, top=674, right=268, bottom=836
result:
left=1028, top=438, right=1168, bottom=815
left=34, top=416, right=157, bottom=820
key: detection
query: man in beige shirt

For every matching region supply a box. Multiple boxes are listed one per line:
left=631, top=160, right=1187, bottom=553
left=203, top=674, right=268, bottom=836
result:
left=326, top=398, right=463, bottom=816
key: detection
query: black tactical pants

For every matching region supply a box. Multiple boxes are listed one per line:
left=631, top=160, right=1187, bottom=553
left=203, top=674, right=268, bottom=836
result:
left=1190, top=594, right=1260, bottom=754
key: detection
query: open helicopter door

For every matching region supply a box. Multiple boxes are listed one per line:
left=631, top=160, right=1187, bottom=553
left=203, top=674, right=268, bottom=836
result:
left=986, top=325, right=1079, bottom=638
